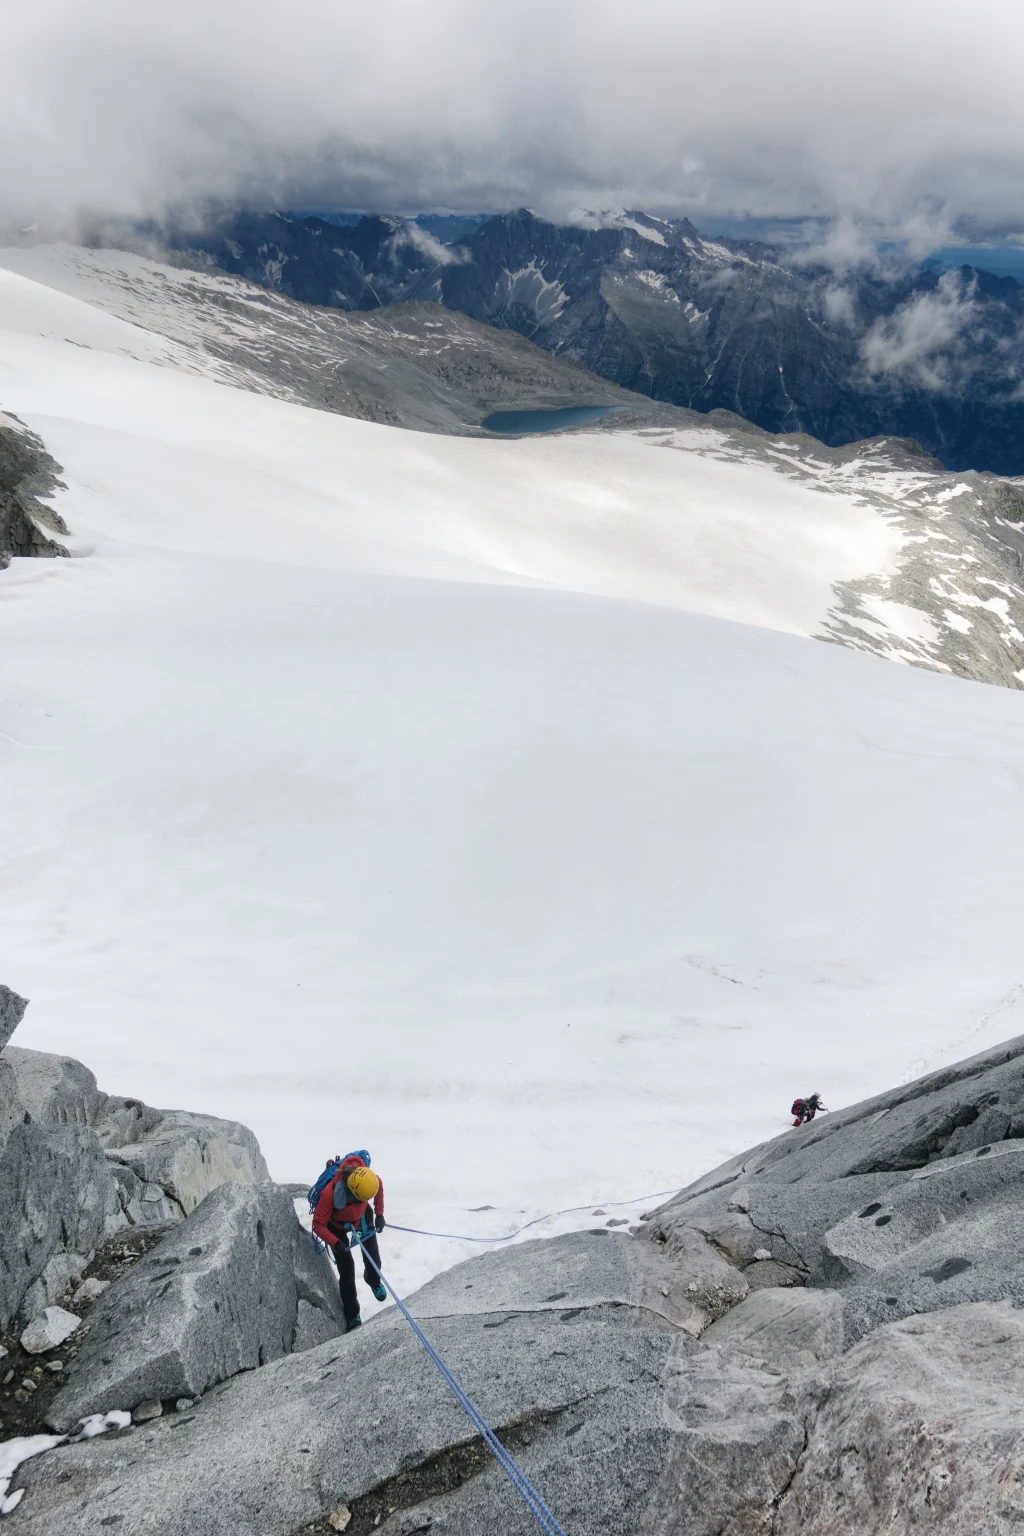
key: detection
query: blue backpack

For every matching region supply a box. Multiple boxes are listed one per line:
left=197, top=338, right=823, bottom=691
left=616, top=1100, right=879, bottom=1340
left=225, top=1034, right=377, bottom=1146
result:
left=307, top=1150, right=370, bottom=1216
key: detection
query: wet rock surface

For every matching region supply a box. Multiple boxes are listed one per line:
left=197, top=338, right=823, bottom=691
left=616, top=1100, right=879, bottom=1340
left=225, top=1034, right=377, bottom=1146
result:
left=10, top=1031, right=1024, bottom=1531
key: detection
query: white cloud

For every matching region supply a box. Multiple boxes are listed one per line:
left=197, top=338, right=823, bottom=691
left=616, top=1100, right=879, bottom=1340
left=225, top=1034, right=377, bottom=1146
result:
left=823, top=287, right=856, bottom=327
left=860, top=272, right=981, bottom=390
left=3, top=0, right=1024, bottom=241
left=392, top=223, right=469, bottom=266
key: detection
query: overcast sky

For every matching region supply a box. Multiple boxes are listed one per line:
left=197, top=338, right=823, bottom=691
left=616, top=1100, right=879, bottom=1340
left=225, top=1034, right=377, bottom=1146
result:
left=4, top=0, right=1024, bottom=245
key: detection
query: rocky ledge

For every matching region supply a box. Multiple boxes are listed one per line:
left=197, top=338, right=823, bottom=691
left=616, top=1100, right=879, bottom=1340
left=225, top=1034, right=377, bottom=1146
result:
left=6, top=995, right=1024, bottom=1532
left=0, top=985, right=344, bottom=1448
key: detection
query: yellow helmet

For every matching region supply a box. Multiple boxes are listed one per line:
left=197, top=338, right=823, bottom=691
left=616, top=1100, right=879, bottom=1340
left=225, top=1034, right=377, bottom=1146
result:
left=347, top=1166, right=379, bottom=1202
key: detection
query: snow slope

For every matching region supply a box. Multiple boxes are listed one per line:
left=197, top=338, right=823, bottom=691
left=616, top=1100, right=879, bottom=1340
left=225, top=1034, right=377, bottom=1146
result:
left=5, top=247, right=1024, bottom=687
left=3, top=262, right=1024, bottom=1301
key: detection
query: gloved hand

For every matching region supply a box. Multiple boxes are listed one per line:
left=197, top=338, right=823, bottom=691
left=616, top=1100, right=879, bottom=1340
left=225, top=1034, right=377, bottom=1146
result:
left=335, top=1224, right=354, bottom=1250
left=374, top=1214, right=386, bottom=1233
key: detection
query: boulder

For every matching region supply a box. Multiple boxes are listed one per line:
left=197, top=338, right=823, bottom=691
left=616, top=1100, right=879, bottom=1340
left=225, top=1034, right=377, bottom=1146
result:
left=46, top=1181, right=345, bottom=1429
left=4, top=1047, right=102, bottom=1127
left=19, top=1252, right=92, bottom=1324
left=5, top=1045, right=270, bottom=1224
left=20, top=1307, right=81, bottom=1354
left=0, top=1002, right=274, bottom=1331
left=97, top=1105, right=269, bottom=1219
left=72, top=1278, right=110, bottom=1307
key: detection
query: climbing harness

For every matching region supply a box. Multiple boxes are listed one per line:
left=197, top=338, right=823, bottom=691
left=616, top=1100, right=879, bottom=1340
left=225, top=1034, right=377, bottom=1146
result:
left=387, top=1185, right=682, bottom=1244
left=353, top=1234, right=570, bottom=1536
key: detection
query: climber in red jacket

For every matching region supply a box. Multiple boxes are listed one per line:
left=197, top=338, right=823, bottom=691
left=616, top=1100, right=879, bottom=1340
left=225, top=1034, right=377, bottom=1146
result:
left=312, top=1154, right=386, bottom=1331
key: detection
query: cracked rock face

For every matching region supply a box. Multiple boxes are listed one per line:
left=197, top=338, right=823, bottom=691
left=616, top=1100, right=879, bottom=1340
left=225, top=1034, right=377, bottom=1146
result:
left=15, top=1034, right=1024, bottom=1533
left=775, top=1303, right=1024, bottom=1534
left=45, top=1180, right=344, bottom=1429
left=0, top=1000, right=272, bottom=1332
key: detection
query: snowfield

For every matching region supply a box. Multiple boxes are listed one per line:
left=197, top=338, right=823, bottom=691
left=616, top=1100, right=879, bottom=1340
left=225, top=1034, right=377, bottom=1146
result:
left=3, top=257, right=1024, bottom=1300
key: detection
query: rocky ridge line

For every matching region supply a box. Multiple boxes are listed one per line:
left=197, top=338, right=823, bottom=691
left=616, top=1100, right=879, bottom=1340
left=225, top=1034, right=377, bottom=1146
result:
left=4, top=999, right=1024, bottom=1530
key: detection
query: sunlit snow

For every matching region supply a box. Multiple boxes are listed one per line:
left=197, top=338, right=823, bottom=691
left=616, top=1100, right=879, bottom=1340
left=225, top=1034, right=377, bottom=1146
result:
left=3, top=262, right=1024, bottom=1300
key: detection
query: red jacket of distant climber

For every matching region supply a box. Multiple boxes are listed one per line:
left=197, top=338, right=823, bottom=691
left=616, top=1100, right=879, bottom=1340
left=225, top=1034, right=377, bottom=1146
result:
left=312, top=1155, right=385, bottom=1248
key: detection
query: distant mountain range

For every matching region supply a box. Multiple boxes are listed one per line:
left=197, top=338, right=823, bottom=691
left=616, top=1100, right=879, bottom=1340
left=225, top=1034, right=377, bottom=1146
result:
left=158, top=208, right=1024, bottom=475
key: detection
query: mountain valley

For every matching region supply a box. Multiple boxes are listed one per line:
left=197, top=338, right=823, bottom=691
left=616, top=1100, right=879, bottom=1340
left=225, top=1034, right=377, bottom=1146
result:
left=150, top=207, right=1024, bottom=475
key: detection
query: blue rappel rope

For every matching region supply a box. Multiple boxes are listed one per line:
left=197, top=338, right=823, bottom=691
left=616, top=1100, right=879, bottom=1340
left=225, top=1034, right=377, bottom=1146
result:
left=353, top=1234, right=570, bottom=1536
left=386, top=1185, right=681, bottom=1244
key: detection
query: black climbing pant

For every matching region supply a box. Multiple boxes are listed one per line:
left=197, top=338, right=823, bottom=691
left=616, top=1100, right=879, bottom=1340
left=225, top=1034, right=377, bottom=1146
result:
left=336, top=1231, right=382, bottom=1322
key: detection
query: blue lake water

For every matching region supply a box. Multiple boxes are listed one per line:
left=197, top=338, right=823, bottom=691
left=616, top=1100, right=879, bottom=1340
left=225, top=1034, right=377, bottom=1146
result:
left=481, top=405, right=630, bottom=435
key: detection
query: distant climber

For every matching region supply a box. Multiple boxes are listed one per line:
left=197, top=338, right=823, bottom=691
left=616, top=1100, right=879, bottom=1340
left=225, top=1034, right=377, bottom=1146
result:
left=791, top=1093, right=826, bottom=1127
left=312, top=1152, right=387, bottom=1331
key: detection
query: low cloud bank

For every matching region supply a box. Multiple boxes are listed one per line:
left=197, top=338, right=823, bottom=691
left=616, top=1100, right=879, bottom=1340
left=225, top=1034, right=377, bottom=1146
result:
left=3, top=0, right=1024, bottom=249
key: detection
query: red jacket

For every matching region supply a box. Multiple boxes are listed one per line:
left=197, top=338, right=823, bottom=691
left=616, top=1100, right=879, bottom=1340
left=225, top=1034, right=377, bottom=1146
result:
left=312, top=1156, right=385, bottom=1248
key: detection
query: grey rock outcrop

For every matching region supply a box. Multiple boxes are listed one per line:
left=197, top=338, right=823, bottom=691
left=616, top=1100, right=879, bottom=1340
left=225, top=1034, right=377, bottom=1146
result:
left=0, top=986, right=27, bottom=1051
left=14, top=1238, right=688, bottom=1535
left=646, top=1029, right=1024, bottom=1344
left=773, top=1301, right=1024, bottom=1533
left=0, top=1049, right=122, bottom=1331
left=14, top=1033, right=1024, bottom=1533
left=410, top=1221, right=746, bottom=1336
left=0, top=994, right=271, bottom=1332
left=94, top=1098, right=269, bottom=1224
left=45, top=1181, right=344, bottom=1429
left=0, top=412, right=68, bottom=568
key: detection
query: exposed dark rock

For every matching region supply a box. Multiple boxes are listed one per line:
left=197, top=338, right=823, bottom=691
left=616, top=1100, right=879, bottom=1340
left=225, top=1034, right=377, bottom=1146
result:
left=159, top=209, right=1024, bottom=475
left=0, top=413, right=68, bottom=568
left=0, top=986, right=27, bottom=1052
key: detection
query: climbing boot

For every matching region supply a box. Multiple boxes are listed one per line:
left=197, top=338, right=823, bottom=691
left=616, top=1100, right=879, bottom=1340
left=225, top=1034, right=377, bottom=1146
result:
left=345, top=1314, right=362, bottom=1333
left=372, top=1284, right=387, bottom=1302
